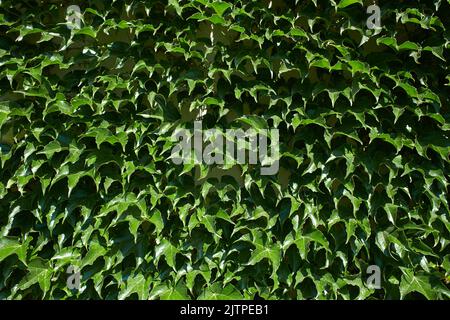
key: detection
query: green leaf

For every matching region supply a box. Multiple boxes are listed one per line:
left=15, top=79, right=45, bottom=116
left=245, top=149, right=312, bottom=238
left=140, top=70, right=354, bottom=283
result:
left=119, top=274, right=149, bottom=300
left=18, top=258, right=52, bottom=295
left=74, top=26, right=97, bottom=39
left=208, top=2, right=232, bottom=16
left=0, top=237, right=28, bottom=264
left=198, top=283, right=243, bottom=300
left=149, top=281, right=189, bottom=300
left=155, top=239, right=178, bottom=269
left=337, top=0, right=362, bottom=9
left=399, top=269, right=444, bottom=299
left=81, top=241, right=106, bottom=268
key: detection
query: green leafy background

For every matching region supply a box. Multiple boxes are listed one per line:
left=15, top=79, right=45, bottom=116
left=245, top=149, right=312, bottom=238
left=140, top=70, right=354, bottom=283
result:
left=0, top=0, right=449, bottom=299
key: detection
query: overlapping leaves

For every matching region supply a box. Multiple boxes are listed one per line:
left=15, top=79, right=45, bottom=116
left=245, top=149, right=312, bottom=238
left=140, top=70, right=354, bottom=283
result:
left=0, top=0, right=449, bottom=299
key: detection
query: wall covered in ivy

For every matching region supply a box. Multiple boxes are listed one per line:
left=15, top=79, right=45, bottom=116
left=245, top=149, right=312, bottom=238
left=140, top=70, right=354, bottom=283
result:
left=0, top=0, right=449, bottom=299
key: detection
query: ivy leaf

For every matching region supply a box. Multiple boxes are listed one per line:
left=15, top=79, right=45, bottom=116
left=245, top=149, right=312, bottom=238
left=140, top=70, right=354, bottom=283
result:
left=18, top=258, right=52, bottom=296
left=119, top=274, right=149, bottom=300
left=198, top=283, right=243, bottom=300
left=149, top=281, right=189, bottom=300
left=154, top=240, right=178, bottom=269
left=399, top=269, right=443, bottom=299
left=208, top=2, right=232, bottom=17
left=0, top=237, right=28, bottom=264
left=337, top=0, right=363, bottom=9
left=81, top=241, right=106, bottom=268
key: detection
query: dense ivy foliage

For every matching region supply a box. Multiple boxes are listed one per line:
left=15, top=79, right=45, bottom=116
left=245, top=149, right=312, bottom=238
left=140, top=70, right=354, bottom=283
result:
left=0, top=0, right=449, bottom=300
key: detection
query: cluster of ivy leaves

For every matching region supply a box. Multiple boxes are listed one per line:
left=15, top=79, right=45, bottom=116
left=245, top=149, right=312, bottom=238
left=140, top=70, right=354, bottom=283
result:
left=0, top=0, right=449, bottom=300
